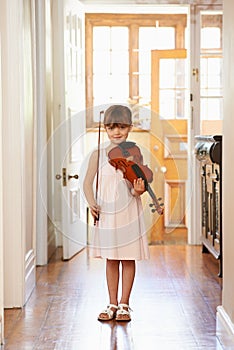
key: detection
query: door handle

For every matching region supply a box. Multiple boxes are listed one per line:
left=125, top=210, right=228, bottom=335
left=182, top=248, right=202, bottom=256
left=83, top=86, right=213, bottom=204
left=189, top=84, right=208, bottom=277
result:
left=68, top=174, right=79, bottom=180
left=160, top=166, right=167, bottom=173
left=55, top=169, right=79, bottom=185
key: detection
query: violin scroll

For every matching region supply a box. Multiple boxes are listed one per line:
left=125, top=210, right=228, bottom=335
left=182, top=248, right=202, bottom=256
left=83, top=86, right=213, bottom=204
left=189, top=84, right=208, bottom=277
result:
left=149, top=200, right=164, bottom=215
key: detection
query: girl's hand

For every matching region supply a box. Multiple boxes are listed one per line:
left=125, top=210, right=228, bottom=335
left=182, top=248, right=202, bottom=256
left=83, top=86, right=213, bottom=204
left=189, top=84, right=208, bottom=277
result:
left=89, top=204, right=100, bottom=220
left=132, top=178, right=145, bottom=196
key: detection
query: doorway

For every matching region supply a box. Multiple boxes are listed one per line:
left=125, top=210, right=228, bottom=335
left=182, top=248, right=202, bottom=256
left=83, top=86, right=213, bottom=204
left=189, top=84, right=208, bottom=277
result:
left=85, top=9, right=190, bottom=244
left=43, top=4, right=224, bottom=259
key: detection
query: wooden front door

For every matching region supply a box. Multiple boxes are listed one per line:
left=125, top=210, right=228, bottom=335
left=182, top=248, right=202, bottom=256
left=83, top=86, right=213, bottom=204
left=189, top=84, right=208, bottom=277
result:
left=150, top=49, right=188, bottom=244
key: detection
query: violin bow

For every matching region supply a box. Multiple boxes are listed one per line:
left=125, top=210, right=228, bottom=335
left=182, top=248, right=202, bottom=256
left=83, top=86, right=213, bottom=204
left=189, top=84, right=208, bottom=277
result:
left=94, top=110, right=104, bottom=225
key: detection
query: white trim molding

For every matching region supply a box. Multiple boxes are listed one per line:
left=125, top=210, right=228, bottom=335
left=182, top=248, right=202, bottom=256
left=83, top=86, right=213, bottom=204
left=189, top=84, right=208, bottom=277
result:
left=217, top=306, right=234, bottom=348
left=0, top=34, right=4, bottom=345
left=25, top=250, right=36, bottom=304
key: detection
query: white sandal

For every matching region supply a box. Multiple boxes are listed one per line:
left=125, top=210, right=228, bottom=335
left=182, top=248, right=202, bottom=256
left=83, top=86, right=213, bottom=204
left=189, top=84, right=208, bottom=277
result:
left=116, top=303, right=132, bottom=322
left=98, top=304, right=118, bottom=321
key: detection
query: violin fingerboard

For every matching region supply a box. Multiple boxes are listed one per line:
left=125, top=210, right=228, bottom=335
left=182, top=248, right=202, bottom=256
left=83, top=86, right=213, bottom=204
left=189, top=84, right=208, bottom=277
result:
left=131, top=164, right=148, bottom=185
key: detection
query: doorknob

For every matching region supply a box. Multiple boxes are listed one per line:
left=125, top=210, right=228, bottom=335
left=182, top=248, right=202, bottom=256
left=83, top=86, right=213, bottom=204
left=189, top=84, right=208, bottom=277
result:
left=160, top=166, right=167, bottom=173
left=68, top=174, right=79, bottom=180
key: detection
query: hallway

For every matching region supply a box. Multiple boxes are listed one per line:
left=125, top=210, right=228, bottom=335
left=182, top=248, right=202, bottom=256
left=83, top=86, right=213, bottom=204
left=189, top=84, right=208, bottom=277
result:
left=2, top=245, right=222, bottom=350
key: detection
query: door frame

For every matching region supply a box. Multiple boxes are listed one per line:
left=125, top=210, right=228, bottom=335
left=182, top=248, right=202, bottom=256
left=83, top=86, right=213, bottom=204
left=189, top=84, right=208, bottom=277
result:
left=50, top=0, right=66, bottom=249
left=0, top=35, right=4, bottom=345
left=189, top=5, right=201, bottom=245
left=189, top=4, right=223, bottom=245
left=35, top=0, right=48, bottom=266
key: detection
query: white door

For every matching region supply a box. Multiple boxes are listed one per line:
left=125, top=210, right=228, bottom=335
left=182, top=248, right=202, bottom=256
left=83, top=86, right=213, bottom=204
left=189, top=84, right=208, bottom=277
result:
left=52, top=0, right=86, bottom=260
left=60, top=110, right=87, bottom=260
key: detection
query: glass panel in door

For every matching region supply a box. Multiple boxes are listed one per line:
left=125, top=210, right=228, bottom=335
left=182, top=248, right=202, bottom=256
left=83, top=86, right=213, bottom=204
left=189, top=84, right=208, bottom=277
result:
left=200, top=11, right=223, bottom=135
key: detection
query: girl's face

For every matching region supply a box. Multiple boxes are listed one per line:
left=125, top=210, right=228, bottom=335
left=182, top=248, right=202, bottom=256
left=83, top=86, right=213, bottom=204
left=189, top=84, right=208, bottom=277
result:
left=105, top=123, right=132, bottom=145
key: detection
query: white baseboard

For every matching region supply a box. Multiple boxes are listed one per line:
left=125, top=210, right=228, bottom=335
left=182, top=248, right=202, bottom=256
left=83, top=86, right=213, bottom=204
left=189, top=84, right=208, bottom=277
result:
left=217, top=305, right=234, bottom=349
left=24, top=249, right=36, bottom=305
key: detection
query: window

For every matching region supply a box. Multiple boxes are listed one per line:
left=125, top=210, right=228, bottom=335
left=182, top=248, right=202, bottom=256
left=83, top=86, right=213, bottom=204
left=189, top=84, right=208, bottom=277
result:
left=93, top=26, right=129, bottom=110
left=85, top=14, right=187, bottom=127
left=200, top=13, right=223, bottom=121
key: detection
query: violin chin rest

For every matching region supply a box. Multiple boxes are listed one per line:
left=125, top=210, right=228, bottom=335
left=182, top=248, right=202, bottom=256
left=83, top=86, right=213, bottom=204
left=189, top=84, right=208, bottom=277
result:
left=118, top=141, right=136, bottom=149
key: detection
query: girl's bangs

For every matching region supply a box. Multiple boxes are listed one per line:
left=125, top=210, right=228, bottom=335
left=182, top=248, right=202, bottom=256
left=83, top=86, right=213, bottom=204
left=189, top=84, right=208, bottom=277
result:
left=103, top=106, right=132, bottom=126
left=105, top=122, right=130, bottom=128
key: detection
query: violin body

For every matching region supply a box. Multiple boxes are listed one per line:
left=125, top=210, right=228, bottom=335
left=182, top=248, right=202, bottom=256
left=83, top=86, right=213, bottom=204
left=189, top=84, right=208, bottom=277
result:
left=109, top=158, right=149, bottom=186
left=108, top=141, right=164, bottom=215
left=108, top=141, right=153, bottom=183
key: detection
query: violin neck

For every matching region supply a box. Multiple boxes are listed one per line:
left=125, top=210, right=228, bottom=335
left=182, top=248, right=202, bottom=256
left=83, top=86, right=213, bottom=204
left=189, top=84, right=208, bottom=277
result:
left=147, top=184, right=160, bottom=207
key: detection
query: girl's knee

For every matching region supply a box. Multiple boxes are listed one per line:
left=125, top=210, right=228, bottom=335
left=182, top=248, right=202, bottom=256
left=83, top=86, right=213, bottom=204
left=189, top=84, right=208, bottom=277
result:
left=121, top=260, right=135, bottom=267
left=107, top=259, right=120, bottom=266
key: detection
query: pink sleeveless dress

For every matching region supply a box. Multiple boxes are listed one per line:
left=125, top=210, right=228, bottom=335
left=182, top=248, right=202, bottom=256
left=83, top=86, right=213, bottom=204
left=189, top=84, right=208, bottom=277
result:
left=89, top=148, right=150, bottom=260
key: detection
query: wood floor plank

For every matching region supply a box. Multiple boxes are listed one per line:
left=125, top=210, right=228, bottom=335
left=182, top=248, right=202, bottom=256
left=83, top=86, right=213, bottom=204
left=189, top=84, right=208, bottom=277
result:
left=2, top=245, right=223, bottom=349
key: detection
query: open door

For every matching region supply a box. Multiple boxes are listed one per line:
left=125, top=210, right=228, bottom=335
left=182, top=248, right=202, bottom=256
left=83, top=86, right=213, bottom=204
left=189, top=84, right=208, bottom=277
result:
left=60, top=110, right=87, bottom=260
left=150, top=49, right=188, bottom=244
left=52, top=0, right=86, bottom=260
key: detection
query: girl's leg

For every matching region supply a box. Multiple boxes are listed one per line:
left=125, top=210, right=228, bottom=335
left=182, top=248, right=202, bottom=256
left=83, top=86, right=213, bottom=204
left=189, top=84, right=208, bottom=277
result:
left=98, top=259, right=120, bottom=320
left=106, top=259, right=120, bottom=305
left=119, top=260, right=136, bottom=305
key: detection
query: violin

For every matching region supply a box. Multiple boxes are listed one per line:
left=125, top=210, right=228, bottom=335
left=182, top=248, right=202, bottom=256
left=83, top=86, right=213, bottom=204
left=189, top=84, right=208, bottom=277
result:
left=108, top=141, right=164, bottom=215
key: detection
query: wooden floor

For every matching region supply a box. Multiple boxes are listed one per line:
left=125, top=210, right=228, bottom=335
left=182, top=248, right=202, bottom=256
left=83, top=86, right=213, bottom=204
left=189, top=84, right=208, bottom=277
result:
left=2, top=245, right=223, bottom=350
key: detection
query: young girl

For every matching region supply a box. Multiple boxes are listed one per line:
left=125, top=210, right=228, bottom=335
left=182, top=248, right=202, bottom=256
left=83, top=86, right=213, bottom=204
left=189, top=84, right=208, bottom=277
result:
left=83, top=105, right=150, bottom=322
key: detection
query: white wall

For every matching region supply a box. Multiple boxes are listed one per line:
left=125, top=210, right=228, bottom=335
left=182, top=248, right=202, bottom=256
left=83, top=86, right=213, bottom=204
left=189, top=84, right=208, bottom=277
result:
left=0, top=0, right=25, bottom=308
left=222, top=0, right=234, bottom=319
left=216, top=0, right=234, bottom=346
left=0, top=0, right=37, bottom=308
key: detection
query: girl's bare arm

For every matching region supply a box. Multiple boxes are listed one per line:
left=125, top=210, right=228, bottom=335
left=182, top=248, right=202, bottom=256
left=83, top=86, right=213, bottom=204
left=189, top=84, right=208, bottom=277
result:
left=83, top=150, right=100, bottom=218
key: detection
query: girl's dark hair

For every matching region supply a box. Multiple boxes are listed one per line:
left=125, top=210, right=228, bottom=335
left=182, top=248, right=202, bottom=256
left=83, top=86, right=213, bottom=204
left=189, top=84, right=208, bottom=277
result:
left=104, top=105, right=132, bottom=126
